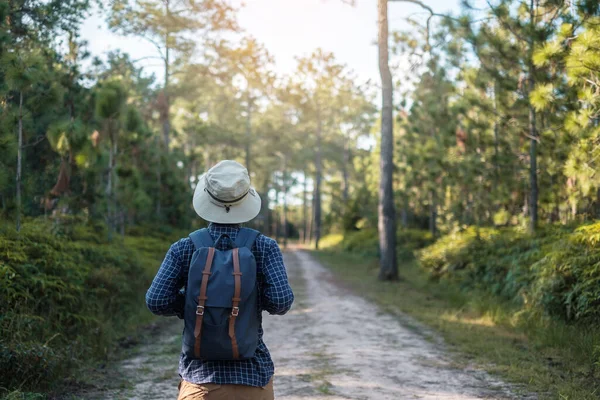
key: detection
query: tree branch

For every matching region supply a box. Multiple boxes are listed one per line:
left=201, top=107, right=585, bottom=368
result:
left=485, top=0, right=527, bottom=42
left=139, top=33, right=166, bottom=60
left=23, top=135, right=46, bottom=148
left=388, top=0, right=460, bottom=49
left=133, top=55, right=164, bottom=63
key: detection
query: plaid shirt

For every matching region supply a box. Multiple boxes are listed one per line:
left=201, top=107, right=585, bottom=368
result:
left=145, top=223, right=294, bottom=387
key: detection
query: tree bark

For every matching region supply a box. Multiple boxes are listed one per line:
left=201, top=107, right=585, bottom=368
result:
left=528, top=0, right=538, bottom=233
left=314, top=104, right=323, bottom=249
left=377, top=0, right=398, bottom=280
left=16, top=91, right=23, bottom=232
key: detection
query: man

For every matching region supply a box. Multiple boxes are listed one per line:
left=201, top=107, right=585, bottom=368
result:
left=146, top=160, right=294, bottom=400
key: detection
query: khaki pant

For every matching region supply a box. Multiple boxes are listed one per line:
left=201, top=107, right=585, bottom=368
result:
left=177, top=378, right=274, bottom=400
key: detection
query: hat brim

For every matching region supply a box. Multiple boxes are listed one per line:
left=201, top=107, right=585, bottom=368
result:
left=192, top=174, right=262, bottom=224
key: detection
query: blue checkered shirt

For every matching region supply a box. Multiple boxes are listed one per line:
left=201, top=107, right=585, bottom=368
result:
left=145, top=223, right=294, bottom=387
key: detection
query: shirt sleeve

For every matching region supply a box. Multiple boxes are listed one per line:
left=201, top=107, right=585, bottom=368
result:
left=145, top=241, right=186, bottom=317
left=261, top=240, right=294, bottom=315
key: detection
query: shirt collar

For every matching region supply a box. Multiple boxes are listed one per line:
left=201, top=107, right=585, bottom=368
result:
left=208, top=222, right=241, bottom=230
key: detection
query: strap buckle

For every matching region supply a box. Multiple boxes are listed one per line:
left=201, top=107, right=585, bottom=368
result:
left=196, top=305, right=205, bottom=316
left=231, top=307, right=239, bottom=317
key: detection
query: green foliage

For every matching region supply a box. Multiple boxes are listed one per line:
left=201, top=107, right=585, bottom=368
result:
left=323, top=228, right=434, bottom=259
left=529, top=83, right=554, bottom=111
left=340, top=229, right=380, bottom=257
left=419, top=224, right=600, bottom=322
left=95, top=80, right=127, bottom=120
left=328, top=223, right=600, bottom=324
left=0, top=219, right=174, bottom=394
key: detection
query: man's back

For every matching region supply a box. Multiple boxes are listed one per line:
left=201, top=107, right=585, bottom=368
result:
left=145, top=160, right=294, bottom=400
left=146, top=223, right=294, bottom=388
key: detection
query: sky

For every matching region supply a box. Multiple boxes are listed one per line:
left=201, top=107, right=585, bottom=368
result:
left=80, top=0, right=463, bottom=86
left=80, top=0, right=464, bottom=204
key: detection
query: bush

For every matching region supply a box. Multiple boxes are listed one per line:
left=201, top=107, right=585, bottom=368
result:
left=396, top=229, right=435, bottom=258
left=418, top=223, right=600, bottom=322
left=529, top=224, right=600, bottom=321
left=323, top=223, right=600, bottom=323
left=341, top=229, right=380, bottom=257
left=0, top=219, right=173, bottom=394
left=321, top=228, right=434, bottom=259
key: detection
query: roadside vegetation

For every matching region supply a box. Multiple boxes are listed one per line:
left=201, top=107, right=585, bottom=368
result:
left=316, top=225, right=600, bottom=399
left=0, top=218, right=183, bottom=399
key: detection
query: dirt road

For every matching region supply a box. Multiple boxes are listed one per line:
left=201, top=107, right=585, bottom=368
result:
left=95, top=250, right=532, bottom=400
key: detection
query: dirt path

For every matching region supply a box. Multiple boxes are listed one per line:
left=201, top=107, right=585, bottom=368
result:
left=94, top=250, right=533, bottom=400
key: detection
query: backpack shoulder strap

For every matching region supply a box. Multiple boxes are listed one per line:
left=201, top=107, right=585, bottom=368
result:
left=189, top=228, right=214, bottom=250
left=234, top=228, right=260, bottom=250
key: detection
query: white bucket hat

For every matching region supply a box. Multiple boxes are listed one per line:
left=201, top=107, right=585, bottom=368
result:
left=193, top=160, right=262, bottom=224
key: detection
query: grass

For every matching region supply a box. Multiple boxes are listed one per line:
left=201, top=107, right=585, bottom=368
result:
left=312, top=248, right=600, bottom=400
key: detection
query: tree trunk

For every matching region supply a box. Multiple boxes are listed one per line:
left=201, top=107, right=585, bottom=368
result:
left=274, top=176, right=280, bottom=242
left=283, top=156, right=288, bottom=248
left=246, top=93, right=252, bottom=172
left=188, top=133, right=196, bottom=188
left=16, top=91, right=23, bottom=232
left=113, top=139, right=119, bottom=236
left=155, top=135, right=161, bottom=219
left=342, top=135, right=349, bottom=203
left=377, top=0, right=398, bottom=280
left=308, top=184, right=315, bottom=244
left=429, top=190, right=437, bottom=237
left=493, top=80, right=500, bottom=182
left=302, top=171, right=308, bottom=244
left=162, top=2, right=171, bottom=149
left=314, top=104, right=323, bottom=249
left=401, top=196, right=408, bottom=228
left=528, top=0, right=538, bottom=233
left=106, top=122, right=114, bottom=241
left=529, top=116, right=537, bottom=232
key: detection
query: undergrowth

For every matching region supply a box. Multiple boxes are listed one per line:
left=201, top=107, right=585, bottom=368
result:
left=0, top=217, right=182, bottom=397
left=317, top=223, right=600, bottom=399
left=419, top=223, right=600, bottom=322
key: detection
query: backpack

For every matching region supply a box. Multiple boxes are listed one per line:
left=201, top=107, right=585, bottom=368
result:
left=182, top=227, right=260, bottom=361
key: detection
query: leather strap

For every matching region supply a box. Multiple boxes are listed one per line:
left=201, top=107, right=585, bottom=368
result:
left=229, top=248, right=242, bottom=359
left=194, top=247, right=215, bottom=358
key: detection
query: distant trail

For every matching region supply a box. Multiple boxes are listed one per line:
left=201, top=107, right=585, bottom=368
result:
left=94, top=250, right=534, bottom=400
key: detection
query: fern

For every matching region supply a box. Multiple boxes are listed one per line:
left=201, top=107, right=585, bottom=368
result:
left=0, top=218, right=176, bottom=393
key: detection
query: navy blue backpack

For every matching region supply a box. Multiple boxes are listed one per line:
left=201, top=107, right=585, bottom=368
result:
left=182, top=228, right=260, bottom=360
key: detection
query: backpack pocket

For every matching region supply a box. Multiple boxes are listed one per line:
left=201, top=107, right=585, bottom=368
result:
left=182, top=305, right=235, bottom=360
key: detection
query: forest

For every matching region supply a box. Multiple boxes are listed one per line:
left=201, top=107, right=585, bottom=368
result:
left=2, top=0, right=600, bottom=398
